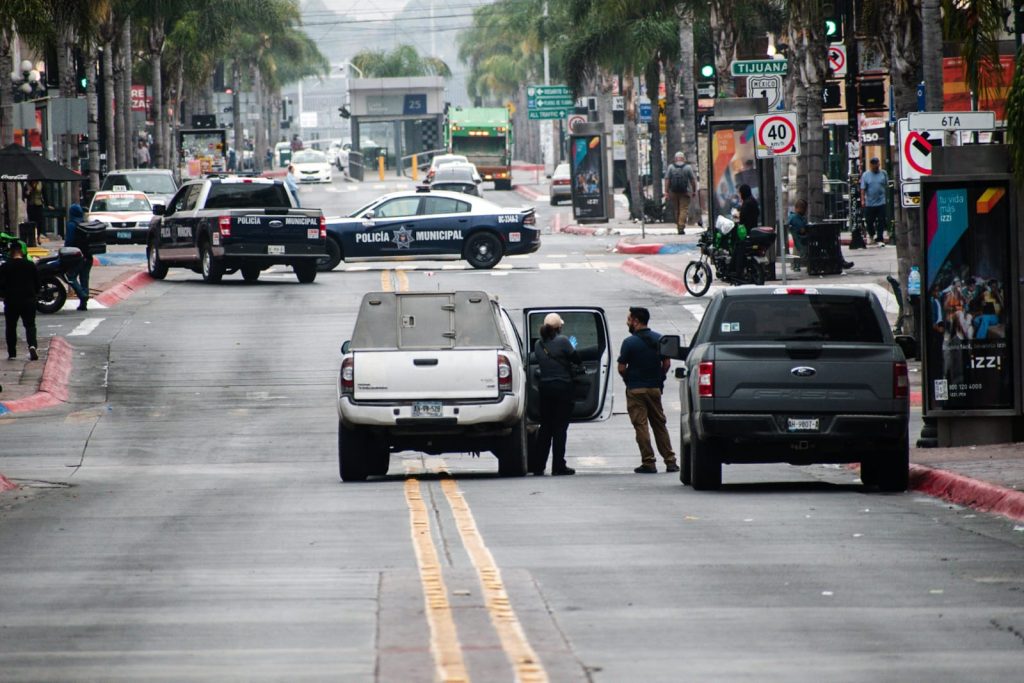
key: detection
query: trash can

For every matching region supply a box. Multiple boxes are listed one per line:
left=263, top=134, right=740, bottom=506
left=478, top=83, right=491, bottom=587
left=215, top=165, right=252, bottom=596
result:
left=279, top=148, right=292, bottom=167
left=18, top=221, right=38, bottom=248
left=804, top=223, right=843, bottom=275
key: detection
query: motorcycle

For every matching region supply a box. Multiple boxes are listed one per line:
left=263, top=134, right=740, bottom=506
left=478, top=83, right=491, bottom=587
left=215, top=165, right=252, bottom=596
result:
left=683, top=215, right=777, bottom=297
left=0, top=232, right=86, bottom=314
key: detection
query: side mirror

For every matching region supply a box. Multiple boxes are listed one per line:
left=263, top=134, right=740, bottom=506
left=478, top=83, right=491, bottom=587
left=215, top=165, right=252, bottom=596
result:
left=341, top=340, right=351, bottom=354
left=894, top=334, right=918, bottom=360
left=545, top=174, right=552, bottom=179
left=152, top=204, right=166, bottom=216
left=362, top=210, right=375, bottom=221
left=659, top=334, right=689, bottom=360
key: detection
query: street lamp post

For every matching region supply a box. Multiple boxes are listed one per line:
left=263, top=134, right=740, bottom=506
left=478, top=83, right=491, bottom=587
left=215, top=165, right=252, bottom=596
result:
left=10, top=59, right=45, bottom=101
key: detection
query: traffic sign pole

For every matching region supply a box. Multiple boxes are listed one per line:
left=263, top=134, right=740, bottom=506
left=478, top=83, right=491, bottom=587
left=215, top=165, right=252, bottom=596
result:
left=777, top=155, right=787, bottom=285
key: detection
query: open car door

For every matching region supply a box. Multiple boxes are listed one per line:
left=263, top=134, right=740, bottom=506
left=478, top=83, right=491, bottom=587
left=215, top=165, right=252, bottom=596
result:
left=522, top=307, right=614, bottom=422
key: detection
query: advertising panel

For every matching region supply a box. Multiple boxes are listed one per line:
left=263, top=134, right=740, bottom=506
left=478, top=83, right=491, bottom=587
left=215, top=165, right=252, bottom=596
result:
left=923, top=179, right=1015, bottom=413
left=570, top=133, right=606, bottom=221
left=708, top=120, right=760, bottom=220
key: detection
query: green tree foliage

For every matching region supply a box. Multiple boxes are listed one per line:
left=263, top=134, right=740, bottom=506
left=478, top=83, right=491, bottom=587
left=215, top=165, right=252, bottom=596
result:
left=351, top=44, right=451, bottom=79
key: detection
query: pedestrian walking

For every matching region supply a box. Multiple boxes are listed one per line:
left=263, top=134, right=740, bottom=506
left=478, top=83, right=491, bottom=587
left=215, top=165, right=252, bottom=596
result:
left=285, top=165, right=301, bottom=207
left=0, top=241, right=41, bottom=360
left=787, top=198, right=809, bottom=271
left=22, top=180, right=46, bottom=242
left=860, top=157, right=889, bottom=245
left=64, top=204, right=92, bottom=311
left=532, top=313, right=579, bottom=476
left=618, top=307, right=677, bottom=474
left=664, top=152, right=698, bottom=234
left=136, top=139, right=151, bottom=169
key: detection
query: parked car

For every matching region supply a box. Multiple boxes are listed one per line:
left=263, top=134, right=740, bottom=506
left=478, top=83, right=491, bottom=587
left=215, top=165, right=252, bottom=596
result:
left=549, top=162, right=571, bottom=205
left=99, top=169, right=178, bottom=208
left=291, top=149, right=333, bottom=183
left=660, top=286, right=911, bottom=491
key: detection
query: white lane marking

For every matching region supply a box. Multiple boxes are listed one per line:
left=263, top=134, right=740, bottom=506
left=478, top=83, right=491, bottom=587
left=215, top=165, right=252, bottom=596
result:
left=68, top=317, right=106, bottom=336
left=344, top=266, right=371, bottom=271
left=441, top=264, right=468, bottom=270
left=545, top=254, right=568, bottom=259
left=683, top=304, right=706, bottom=323
left=490, top=272, right=510, bottom=277
left=62, top=298, right=107, bottom=311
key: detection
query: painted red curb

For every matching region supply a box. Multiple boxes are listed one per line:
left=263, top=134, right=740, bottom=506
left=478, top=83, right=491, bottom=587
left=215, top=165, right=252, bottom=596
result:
left=0, top=474, right=17, bottom=492
left=621, top=257, right=686, bottom=296
left=910, top=390, right=922, bottom=407
left=561, top=225, right=599, bottom=236
left=615, top=239, right=664, bottom=255
left=909, top=463, right=1024, bottom=522
left=2, top=336, right=72, bottom=413
left=512, top=163, right=545, bottom=171
left=514, top=185, right=543, bottom=201
left=94, top=271, right=155, bottom=307
left=262, top=169, right=287, bottom=178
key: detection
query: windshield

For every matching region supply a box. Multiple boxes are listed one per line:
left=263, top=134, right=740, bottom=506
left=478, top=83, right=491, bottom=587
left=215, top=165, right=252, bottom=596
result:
left=102, top=173, right=177, bottom=194
left=347, top=199, right=380, bottom=218
left=293, top=150, right=326, bottom=164
left=205, top=183, right=292, bottom=209
left=711, top=295, right=885, bottom=343
left=90, top=195, right=151, bottom=212
left=433, top=167, right=475, bottom=182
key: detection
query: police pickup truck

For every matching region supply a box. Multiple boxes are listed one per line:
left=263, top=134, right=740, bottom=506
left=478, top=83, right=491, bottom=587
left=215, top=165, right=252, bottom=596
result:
left=146, top=176, right=326, bottom=283
left=661, top=286, right=911, bottom=492
left=336, top=291, right=614, bottom=481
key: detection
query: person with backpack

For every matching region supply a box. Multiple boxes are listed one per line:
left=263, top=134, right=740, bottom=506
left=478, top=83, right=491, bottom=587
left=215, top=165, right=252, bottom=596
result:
left=0, top=240, right=41, bottom=360
left=664, top=152, right=698, bottom=234
left=618, top=306, right=678, bottom=474
left=64, top=203, right=92, bottom=311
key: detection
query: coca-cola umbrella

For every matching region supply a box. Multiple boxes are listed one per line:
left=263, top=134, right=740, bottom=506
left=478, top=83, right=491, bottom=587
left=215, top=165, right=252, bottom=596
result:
left=0, top=143, right=83, bottom=181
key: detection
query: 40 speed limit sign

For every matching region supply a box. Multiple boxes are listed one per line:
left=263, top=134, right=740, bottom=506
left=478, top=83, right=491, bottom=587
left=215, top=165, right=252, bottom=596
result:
left=754, top=111, right=799, bottom=158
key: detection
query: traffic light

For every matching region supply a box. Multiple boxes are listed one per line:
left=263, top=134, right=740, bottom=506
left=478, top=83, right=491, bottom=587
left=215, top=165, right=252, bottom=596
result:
left=700, top=63, right=715, bottom=79
left=78, top=76, right=88, bottom=91
left=338, top=105, right=350, bottom=119
left=824, top=2, right=844, bottom=41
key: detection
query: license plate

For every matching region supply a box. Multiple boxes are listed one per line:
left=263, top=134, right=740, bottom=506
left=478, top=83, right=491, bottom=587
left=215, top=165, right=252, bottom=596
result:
left=412, top=401, right=443, bottom=418
left=268, top=245, right=285, bottom=255
left=307, top=228, right=319, bottom=240
left=787, top=418, right=819, bottom=432
left=117, top=231, right=131, bottom=239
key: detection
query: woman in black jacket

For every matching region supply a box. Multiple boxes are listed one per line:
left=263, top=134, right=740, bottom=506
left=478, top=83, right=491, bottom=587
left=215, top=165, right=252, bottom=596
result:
left=532, top=313, right=580, bottom=475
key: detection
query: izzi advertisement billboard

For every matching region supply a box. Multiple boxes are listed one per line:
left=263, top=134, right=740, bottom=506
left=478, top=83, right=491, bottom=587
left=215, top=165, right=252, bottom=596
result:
left=570, top=133, right=607, bottom=221
left=922, top=179, right=1016, bottom=413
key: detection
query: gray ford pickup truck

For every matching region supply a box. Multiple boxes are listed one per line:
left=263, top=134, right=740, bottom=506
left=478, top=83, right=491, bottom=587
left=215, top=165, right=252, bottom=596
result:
left=661, top=286, right=910, bottom=492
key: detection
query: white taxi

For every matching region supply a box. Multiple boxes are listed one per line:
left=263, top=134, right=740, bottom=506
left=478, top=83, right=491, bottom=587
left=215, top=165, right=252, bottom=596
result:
left=87, top=191, right=154, bottom=245
left=292, top=149, right=333, bottom=183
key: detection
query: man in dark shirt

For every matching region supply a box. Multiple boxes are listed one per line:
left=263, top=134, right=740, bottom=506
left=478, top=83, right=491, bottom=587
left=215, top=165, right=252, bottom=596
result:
left=0, top=241, right=41, bottom=360
left=617, top=306, right=677, bottom=474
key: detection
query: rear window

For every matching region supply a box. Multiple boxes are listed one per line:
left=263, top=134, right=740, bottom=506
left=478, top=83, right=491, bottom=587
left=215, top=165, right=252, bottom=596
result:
left=352, top=292, right=503, bottom=350
left=204, top=183, right=292, bottom=209
left=101, top=173, right=177, bottom=194
left=711, top=295, right=885, bottom=343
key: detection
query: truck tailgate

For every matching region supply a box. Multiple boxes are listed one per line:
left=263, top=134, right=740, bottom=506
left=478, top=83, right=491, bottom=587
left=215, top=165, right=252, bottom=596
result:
left=353, top=349, right=499, bottom=401
left=229, top=213, right=321, bottom=245
left=712, top=344, right=896, bottom=413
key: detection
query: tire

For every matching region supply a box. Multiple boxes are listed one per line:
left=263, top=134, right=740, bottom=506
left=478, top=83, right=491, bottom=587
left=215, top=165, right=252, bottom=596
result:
left=368, top=440, right=390, bottom=476
left=864, top=439, right=909, bottom=492
left=241, top=266, right=261, bottom=282
left=495, top=178, right=513, bottom=191
left=316, top=237, right=343, bottom=272
left=147, top=242, right=168, bottom=280
left=36, top=275, right=67, bottom=314
left=338, top=422, right=369, bottom=482
left=680, top=424, right=693, bottom=485
left=683, top=261, right=713, bottom=297
left=743, top=260, right=766, bottom=286
left=294, top=262, right=317, bottom=283
left=689, top=419, right=721, bottom=490
left=200, top=242, right=223, bottom=283
left=549, top=196, right=557, bottom=206
left=497, top=418, right=528, bottom=477
left=464, top=232, right=503, bottom=270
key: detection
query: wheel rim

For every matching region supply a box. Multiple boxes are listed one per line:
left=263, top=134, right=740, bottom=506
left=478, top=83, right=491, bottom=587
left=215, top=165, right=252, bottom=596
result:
left=148, top=247, right=157, bottom=272
left=472, top=238, right=495, bottom=265
left=39, top=282, right=60, bottom=304
left=202, top=249, right=210, bottom=277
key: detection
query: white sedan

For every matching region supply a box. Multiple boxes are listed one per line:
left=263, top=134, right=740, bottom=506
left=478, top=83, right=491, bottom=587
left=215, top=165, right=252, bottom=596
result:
left=292, top=150, right=333, bottom=183
left=87, top=191, right=154, bottom=245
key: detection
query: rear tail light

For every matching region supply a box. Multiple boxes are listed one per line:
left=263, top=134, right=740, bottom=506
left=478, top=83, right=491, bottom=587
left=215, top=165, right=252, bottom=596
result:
left=340, top=357, right=354, bottom=395
left=893, top=362, right=908, bottom=399
left=554, top=179, right=570, bottom=186
left=319, top=215, right=327, bottom=239
left=698, top=362, right=715, bottom=398
left=497, top=354, right=513, bottom=393
left=523, top=212, right=536, bottom=226
left=218, top=215, right=232, bottom=238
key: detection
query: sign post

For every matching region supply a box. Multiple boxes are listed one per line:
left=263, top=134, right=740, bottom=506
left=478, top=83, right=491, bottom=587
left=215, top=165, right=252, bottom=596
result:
left=754, top=111, right=800, bottom=284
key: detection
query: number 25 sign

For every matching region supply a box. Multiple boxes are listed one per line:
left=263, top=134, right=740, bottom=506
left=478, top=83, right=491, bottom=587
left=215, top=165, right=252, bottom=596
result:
left=754, top=111, right=799, bottom=158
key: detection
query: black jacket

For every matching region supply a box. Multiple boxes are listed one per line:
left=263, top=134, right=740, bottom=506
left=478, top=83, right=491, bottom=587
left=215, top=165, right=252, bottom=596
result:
left=0, top=257, right=41, bottom=306
left=739, top=197, right=760, bottom=230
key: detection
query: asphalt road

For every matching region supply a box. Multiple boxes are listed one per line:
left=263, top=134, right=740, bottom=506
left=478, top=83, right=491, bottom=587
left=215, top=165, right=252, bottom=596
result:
left=1, top=175, right=1022, bottom=681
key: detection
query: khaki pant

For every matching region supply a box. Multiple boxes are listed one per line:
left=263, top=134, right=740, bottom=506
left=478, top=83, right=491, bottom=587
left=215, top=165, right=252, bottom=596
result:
left=668, top=191, right=691, bottom=233
left=626, top=388, right=676, bottom=467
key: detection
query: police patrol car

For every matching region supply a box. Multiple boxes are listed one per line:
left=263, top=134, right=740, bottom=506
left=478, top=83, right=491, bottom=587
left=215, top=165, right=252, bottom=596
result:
left=319, top=189, right=539, bottom=271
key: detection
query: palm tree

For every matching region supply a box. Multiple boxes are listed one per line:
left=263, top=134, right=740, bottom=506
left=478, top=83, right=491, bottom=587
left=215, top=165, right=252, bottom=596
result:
left=351, top=45, right=451, bottom=79
left=921, top=0, right=943, bottom=110
left=785, top=0, right=828, bottom=223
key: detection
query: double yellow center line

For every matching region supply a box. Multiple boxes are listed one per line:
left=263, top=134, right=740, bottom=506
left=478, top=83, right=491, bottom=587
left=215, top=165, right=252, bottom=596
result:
left=380, top=268, right=410, bottom=292
left=404, top=466, right=548, bottom=682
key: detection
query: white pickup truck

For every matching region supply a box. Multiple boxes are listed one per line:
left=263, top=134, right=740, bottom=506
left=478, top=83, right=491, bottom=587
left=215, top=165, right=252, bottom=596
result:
left=336, top=291, right=614, bottom=481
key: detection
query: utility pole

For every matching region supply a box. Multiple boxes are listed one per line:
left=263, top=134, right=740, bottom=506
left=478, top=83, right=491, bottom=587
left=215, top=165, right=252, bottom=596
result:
left=541, top=0, right=553, bottom=172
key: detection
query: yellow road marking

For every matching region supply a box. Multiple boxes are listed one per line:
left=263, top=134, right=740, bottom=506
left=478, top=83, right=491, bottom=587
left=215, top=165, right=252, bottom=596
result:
left=404, top=476, right=470, bottom=683
left=396, top=268, right=410, bottom=292
left=380, top=269, right=392, bottom=292
left=439, top=479, right=549, bottom=683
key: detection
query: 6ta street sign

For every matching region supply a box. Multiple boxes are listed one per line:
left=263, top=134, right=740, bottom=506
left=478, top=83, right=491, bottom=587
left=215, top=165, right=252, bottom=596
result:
left=754, top=111, right=799, bottom=158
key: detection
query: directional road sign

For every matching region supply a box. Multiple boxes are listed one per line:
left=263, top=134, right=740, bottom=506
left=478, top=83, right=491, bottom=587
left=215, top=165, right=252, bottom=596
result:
left=731, top=59, right=788, bottom=76
left=754, top=111, right=799, bottom=158
left=528, top=95, right=574, bottom=109
left=827, top=44, right=847, bottom=77
left=528, top=108, right=569, bottom=120
left=908, top=110, right=995, bottom=132
left=749, top=75, right=783, bottom=110
left=638, top=102, right=652, bottom=123
left=527, top=84, right=571, bottom=97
